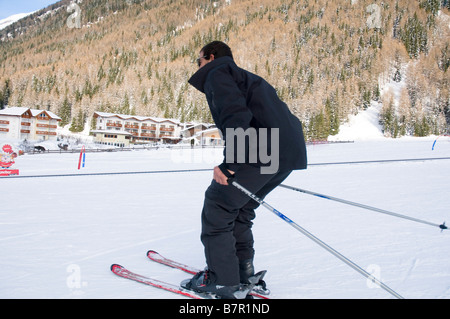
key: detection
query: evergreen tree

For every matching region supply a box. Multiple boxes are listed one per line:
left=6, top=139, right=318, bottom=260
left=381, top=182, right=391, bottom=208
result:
left=0, top=79, right=12, bottom=109
left=121, top=93, right=131, bottom=114
left=419, top=0, right=440, bottom=16
left=69, top=109, right=85, bottom=133
left=401, top=13, right=428, bottom=58
left=59, top=96, right=72, bottom=127
left=393, top=68, right=402, bottom=82
left=325, top=96, right=340, bottom=136
left=380, top=98, right=397, bottom=137
left=414, top=116, right=431, bottom=136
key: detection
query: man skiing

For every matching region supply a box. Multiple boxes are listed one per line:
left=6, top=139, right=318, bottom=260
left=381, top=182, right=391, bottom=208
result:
left=183, top=41, right=307, bottom=298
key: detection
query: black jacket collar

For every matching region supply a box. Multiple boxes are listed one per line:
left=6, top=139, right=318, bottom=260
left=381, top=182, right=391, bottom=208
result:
left=188, top=56, right=235, bottom=93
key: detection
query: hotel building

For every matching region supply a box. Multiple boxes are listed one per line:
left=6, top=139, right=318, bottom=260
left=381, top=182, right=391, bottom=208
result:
left=0, top=106, right=61, bottom=141
left=92, top=111, right=182, bottom=146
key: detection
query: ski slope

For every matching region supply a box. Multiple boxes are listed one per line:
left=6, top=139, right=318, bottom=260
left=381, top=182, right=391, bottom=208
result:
left=1, top=134, right=449, bottom=299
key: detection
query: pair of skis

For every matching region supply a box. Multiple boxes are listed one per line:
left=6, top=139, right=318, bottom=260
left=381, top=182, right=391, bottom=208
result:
left=111, top=250, right=270, bottom=299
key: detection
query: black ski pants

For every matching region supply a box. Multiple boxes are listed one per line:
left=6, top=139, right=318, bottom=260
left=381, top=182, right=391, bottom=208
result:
left=200, top=164, right=291, bottom=286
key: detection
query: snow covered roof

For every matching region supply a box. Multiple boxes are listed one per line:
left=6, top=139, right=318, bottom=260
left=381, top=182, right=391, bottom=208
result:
left=0, top=106, right=30, bottom=116
left=0, top=107, right=61, bottom=120
left=30, top=109, right=61, bottom=120
left=198, top=127, right=221, bottom=135
left=94, top=111, right=180, bottom=125
left=180, top=123, right=216, bottom=133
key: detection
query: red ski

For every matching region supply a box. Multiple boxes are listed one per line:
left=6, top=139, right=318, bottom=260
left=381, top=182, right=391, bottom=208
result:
left=110, top=264, right=211, bottom=299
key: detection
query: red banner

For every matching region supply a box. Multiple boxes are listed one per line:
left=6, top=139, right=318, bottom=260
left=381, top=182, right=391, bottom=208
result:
left=0, top=169, right=19, bottom=176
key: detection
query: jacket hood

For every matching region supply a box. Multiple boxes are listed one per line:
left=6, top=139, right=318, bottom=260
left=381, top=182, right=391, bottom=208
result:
left=188, top=56, right=235, bottom=93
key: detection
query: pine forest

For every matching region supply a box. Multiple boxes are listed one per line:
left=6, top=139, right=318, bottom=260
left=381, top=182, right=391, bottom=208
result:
left=0, top=0, right=449, bottom=140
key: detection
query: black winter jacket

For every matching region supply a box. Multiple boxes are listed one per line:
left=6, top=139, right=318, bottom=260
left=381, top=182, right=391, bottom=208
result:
left=188, top=56, right=307, bottom=173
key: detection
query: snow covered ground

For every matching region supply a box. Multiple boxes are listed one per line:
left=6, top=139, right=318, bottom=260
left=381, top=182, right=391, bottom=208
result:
left=0, top=13, right=31, bottom=30
left=1, top=134, right=449, bottom=299
left=1, top=97, right=450, bottom=299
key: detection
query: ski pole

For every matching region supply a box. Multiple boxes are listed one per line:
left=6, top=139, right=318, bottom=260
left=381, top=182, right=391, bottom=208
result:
left=279, top=184, right=447, bottom=231
left=230, top=180, right=404, bottom=299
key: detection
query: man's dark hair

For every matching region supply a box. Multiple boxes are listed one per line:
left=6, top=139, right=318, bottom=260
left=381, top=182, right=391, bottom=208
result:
left=201, top=41, right=233, bottom=60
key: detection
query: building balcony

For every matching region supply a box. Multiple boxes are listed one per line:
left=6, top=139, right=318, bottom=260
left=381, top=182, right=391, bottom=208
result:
left=37, top=123, right=57, bottom=129
left=141, top=133, right=156, bottom=138
left=36, top=131, right=57, bottom=136
left=106, top=123, right=122, bottom=128
left=125, top=124, right=139, bottom=129
left=141, top=125, right=157, bottom=131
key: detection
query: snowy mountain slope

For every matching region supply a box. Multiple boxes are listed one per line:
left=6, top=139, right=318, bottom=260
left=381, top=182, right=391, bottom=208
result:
left=330, top=69, right=409, bottom=142
left=328, top=102, right=385, bottom=141
left=0, top=13, right=32, bottom=30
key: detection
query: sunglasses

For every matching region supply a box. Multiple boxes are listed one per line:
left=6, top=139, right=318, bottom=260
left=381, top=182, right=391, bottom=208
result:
left=196, top=55, right=208, bottom=67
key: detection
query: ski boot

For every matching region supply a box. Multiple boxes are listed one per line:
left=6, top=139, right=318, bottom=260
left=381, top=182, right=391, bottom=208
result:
left=240, top=259, right=270, bottom=296
left=181, top=268, right=266, bottom=299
